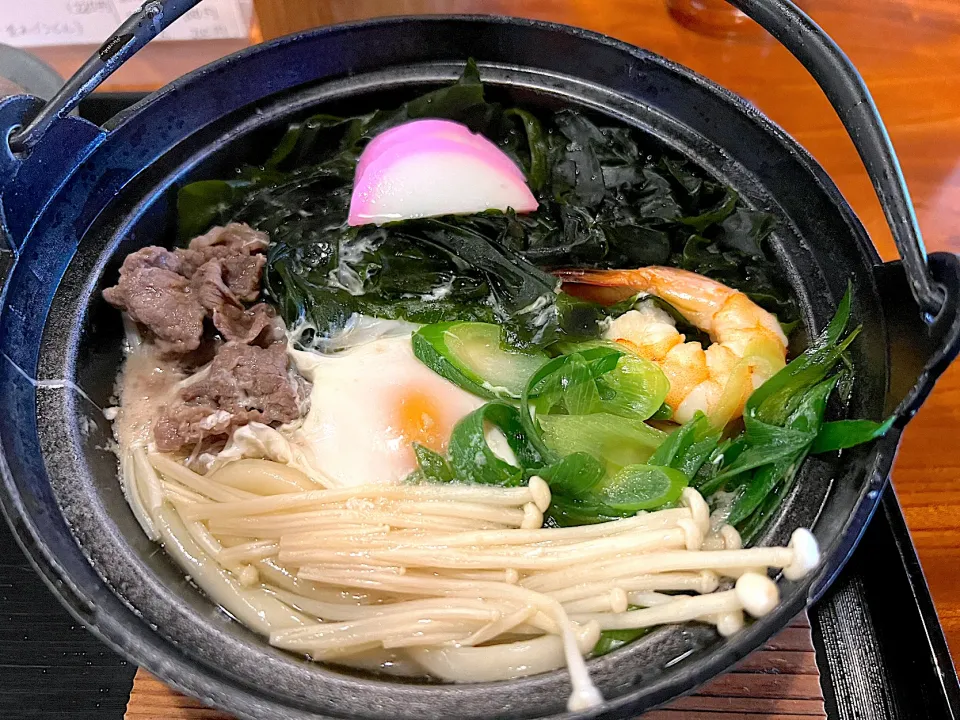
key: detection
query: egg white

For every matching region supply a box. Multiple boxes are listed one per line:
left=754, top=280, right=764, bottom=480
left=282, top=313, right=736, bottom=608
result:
left=288, top=320, right=493, bottom=487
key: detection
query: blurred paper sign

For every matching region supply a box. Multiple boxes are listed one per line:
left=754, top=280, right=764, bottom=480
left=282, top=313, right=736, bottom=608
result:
left=0, top=0, right=253, bottom=47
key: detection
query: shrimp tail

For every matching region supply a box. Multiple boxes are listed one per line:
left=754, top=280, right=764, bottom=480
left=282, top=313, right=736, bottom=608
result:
left=558, top=266, right=745, bottom=332
left=555, top=269, right=647, bottom=307
left=554, top=269, right=644, bottom=286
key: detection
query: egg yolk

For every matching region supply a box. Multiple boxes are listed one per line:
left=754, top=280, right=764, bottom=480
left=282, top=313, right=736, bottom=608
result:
left=392, top=388, right=454, bottom=454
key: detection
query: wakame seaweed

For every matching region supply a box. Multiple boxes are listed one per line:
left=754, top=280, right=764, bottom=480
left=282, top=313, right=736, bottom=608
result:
left=176, top=60, right=797, bottom=349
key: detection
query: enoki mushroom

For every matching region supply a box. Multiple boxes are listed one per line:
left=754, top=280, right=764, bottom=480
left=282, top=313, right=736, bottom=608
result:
left=127, top=452, right=821, bottom=713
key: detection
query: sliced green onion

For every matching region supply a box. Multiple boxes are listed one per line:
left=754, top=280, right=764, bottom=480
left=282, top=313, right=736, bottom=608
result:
left=811, top=417, right=896, bottom=453
left=536, top=452, right=606, bottom=500
left=413, top=322, right=548, bottom=399
left=412, top=443, right=454, bottom=483
left=648, top=411, right=721, bottom=480
left=593, top=626, right=651, bottom=656
left=544, top=495, right=629, bottom=528
left=595, top=464, right=689, bottom=513
left=538, top=413, right=665, bottom=473
left=597, top=353, right=670, bottom=421
left=447, top=402, right=545, bottom=486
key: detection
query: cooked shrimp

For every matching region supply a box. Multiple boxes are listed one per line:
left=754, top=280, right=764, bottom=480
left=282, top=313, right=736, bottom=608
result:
left=557, top=267, right=788, bottom=426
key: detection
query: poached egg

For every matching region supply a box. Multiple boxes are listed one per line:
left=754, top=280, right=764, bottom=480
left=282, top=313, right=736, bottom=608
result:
left=290, top=325, right=487, bottom=487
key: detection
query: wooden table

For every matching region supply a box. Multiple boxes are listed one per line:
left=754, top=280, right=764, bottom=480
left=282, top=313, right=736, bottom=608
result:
left=28, top=0, right=960, bottom=667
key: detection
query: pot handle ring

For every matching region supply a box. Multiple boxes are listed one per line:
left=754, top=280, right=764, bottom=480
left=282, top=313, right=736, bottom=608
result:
left=728, top=0, right=946, bottom=322
left=7, top=0, right=201, bottom=155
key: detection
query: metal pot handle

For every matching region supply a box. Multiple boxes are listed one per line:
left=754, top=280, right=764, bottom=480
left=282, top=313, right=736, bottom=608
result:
left=728, top=0, right=946, bottom=321
left=7, top=0, right=201, bottom=154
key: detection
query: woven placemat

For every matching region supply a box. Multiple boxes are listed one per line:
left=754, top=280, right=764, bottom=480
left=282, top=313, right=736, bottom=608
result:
left=125, top=614, right=823, bottom=719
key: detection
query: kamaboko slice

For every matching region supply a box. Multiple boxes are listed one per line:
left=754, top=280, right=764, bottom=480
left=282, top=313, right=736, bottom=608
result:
left=349, top=121, right=537, bottom=226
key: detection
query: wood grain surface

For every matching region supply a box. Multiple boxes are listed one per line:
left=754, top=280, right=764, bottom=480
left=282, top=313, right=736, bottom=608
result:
left=29, top=40, right=252, bottom=93
left=125, top=617, right=823, bottom=719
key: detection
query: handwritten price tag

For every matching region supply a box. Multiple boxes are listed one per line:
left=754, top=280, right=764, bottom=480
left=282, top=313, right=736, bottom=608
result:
left=0, top=0, right=252, bottom=47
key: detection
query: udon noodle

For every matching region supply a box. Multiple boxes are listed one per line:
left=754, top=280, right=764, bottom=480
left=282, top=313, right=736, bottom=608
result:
left=115, top=353, right=819, bottom=711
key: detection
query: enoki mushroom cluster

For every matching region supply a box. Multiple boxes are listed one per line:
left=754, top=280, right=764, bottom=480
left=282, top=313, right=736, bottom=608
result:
left=135, top=451, right=821, bottom=712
